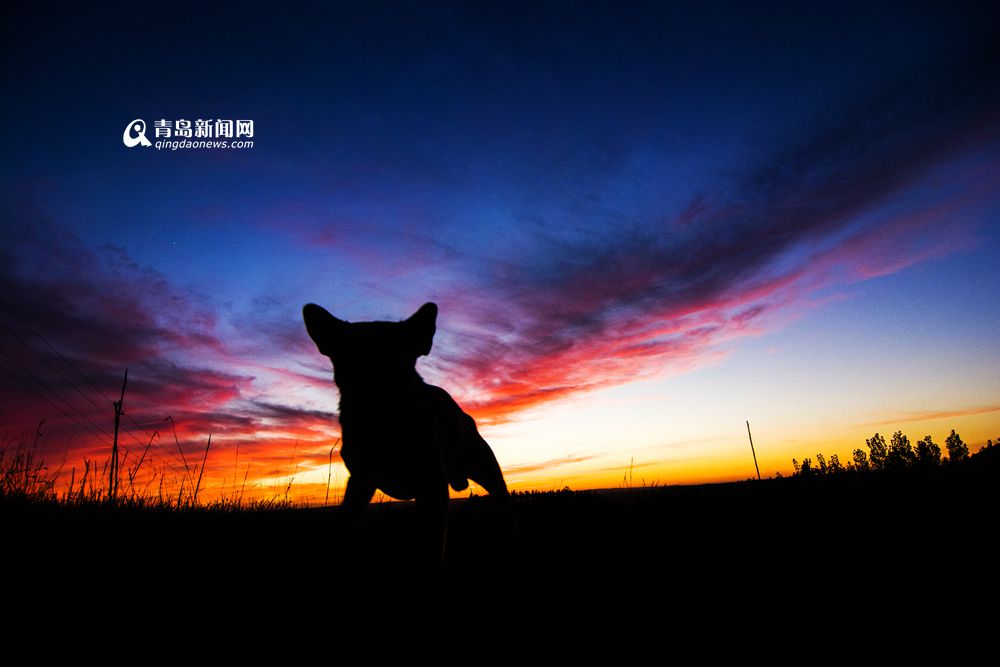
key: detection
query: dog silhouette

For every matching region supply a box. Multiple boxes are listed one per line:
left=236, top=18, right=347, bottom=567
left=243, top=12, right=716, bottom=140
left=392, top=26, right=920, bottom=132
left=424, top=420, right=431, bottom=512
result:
left=303, top=302, right=510, bottom=560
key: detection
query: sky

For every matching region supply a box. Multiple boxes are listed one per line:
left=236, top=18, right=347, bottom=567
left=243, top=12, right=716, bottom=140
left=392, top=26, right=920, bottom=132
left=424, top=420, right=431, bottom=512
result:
left=1, top=1, right=998, bottom=503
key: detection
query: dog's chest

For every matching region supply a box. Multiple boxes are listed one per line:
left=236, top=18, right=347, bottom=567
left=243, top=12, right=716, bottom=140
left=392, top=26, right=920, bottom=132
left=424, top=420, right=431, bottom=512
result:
left=337, top=390, right=441, bottom=476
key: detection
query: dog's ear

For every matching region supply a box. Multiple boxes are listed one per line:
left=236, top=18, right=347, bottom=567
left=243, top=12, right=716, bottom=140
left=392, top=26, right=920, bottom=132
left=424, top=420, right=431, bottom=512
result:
left=406, top=302, right=437, bottom=357
left=303, top=303, right=345, bottom=357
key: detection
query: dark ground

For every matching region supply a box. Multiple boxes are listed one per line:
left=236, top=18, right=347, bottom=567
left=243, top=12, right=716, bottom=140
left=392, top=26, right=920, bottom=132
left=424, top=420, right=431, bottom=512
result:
left=6, top=463, right=996, bottom=648
left=5, top=459, right=995, bottom=594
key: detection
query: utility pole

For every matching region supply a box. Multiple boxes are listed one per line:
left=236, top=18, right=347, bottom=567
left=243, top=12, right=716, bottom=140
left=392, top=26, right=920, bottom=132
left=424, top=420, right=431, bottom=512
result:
left=111, top=368, right=128, bottom=502
left=746, top=420, right=761, bottom=481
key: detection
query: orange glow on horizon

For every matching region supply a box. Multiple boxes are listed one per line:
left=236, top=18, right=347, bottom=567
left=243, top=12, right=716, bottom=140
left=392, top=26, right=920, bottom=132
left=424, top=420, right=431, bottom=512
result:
left=26, top=396, right=999, bottom=507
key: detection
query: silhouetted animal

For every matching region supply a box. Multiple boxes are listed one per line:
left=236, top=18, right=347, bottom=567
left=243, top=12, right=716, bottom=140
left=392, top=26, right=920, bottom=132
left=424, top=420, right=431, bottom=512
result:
left=303, top=302, right=509, bottom=559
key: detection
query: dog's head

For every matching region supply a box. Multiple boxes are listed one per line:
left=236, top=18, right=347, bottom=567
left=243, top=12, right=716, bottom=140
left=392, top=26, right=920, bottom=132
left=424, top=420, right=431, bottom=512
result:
left=303, top=302, right=437, bottom=389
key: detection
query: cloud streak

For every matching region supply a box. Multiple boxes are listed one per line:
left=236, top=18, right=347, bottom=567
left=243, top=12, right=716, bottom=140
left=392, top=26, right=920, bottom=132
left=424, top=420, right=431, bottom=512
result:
left=431, top=47, right=999, bottom=422
left=859, top=405, right=1000, bottom=429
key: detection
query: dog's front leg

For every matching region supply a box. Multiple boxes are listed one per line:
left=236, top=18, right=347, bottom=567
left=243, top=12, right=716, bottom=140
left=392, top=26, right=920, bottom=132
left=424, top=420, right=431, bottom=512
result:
left=342, top=474, right=376, bottom=526
left=415, top=482, right=450, bottom=564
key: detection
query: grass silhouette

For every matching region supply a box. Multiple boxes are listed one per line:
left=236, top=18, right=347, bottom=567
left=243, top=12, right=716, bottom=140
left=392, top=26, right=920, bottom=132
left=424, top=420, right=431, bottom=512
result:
left=3, top=430, right=995, bottom=575
left=0, top=425, right=292, bottom=513
left=2, top=379, right=996, bottom=587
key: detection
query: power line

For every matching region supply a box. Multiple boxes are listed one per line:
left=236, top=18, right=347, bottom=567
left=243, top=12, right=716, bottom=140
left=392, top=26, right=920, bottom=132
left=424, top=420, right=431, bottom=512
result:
left=0, top=317, right=118, bottom=419
left=0, top=316, right=115, bottom=417
left=0, top=297, right=118, bottom=402
left=0, top=297, right=160, bottom=443
left=0, top=356, right=113, bottom=446
left=0, top=297, right=211, bottom=480
left=0, top=337, right=155, bottom=455
left=0, top=358, right=189, bottom=485
left=0, top=347, right=118, bottom=442
left=0, top=297, right=172, bottom=456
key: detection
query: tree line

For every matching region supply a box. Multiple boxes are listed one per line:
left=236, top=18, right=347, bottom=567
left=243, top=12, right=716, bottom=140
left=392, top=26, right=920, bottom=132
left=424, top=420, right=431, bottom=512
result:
left=789, top=429, right=996, bottom=477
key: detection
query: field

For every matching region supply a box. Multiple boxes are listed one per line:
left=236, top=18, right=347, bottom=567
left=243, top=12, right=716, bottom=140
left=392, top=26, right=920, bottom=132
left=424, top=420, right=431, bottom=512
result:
left=5, top=455, right=994, bottom=599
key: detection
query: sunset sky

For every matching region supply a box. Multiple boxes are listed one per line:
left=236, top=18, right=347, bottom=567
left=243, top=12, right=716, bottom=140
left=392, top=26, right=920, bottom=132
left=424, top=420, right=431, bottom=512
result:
left=1, top=2, right=998, bottom=503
